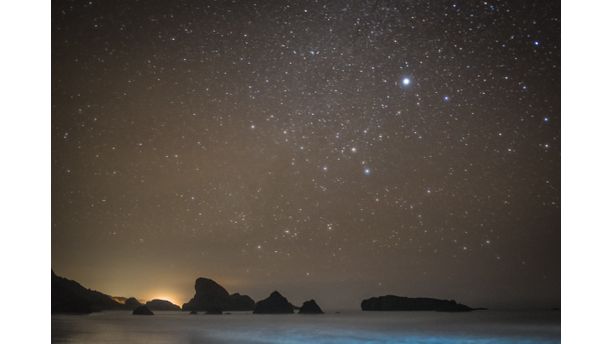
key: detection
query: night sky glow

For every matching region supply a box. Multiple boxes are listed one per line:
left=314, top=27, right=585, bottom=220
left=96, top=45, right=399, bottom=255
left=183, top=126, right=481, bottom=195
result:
left=52, top=0, right=560, bottom=309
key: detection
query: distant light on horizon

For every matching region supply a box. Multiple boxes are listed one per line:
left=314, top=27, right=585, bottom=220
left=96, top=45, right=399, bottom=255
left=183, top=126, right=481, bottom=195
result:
left=149, top=294, right=180, bottom=306
left=51, top=0, right=560, bottom=310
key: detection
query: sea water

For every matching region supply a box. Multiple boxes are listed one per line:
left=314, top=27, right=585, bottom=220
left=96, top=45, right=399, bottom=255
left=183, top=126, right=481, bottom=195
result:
left=52, top=310, right=560, bottom=343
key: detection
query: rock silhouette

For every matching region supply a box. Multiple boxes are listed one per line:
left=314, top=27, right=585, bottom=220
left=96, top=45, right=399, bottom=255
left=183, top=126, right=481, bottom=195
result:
left=253, top=291, right=295, bottom=314
left=298, top=299, right=324, bottom=314
left=124, top=297, right=142, bottom=309
left=182, top=277, right=254, bottom=312
left=132, top=305, right=154, bottom=315
left=51, top=270, right=125, bottom=314
left=228, top=293, right=256, bottom=310
left=111, top=296, right=129, bottom=304
left=145, top=299, right=181, bottom=311
left=361, top=295, right=474, bottom=312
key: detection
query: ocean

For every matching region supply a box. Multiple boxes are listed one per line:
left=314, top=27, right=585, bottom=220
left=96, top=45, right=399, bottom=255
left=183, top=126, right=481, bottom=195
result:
left=52, top=310, right=560, bottom=343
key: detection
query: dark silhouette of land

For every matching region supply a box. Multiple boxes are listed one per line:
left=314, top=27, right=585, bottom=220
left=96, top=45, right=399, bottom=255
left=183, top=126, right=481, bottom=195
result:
left=52, top=271, right=172, bottom=314
left=51, top=271, right=484, bottom=315
left=205, top=307, right=223, bottom=315
left=361, top=295, right=479, bottom=312
left=124, top=297, right=142, bottom=309
left=146, top=299, right=181, bottom=311
left=52, top=270, right=126, bottom=313
left=298, top=299, right=324, bottom=314
left=132, top=305, right=154, bottom=315
left=253, top=291, right=295, bottom=314
left=182, top=277, right=255, bottom=312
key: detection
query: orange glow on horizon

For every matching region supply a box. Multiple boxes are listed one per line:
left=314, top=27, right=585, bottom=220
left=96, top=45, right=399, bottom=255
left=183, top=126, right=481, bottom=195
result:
left=148, top=293, right=181, bottom=306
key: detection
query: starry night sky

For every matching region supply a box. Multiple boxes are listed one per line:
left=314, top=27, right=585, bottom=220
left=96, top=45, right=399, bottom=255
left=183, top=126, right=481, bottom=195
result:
left=52, top=0, right=560, bottom=309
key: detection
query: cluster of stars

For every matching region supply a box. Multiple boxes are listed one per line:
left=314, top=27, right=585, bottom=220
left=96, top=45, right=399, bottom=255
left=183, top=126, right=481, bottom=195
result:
left=52, top=0, right=560, bottom=307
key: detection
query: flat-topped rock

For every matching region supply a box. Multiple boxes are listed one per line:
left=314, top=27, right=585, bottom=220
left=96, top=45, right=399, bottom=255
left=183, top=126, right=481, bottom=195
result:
left=361, top=295, right=475, bottom=312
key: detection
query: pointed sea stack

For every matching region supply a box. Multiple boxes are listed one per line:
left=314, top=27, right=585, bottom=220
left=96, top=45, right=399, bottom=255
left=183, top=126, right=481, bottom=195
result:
left=132, top=305, right=154, bottom=315
left=298, top=300, right=324, bottom=314
left=253, top=291, right=295, bottom=314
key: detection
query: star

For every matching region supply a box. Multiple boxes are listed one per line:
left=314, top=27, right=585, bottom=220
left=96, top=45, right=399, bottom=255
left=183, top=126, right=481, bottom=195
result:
left=51, top=0, right=560, bottom=313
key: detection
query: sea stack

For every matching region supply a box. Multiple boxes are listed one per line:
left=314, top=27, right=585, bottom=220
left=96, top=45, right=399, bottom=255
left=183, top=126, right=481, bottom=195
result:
left=298, top=300, right=324, bottom=314
left=132, top=305, right=154, bottom=315
left=361, top=295, right=474, bottom=312
left=182, top=277, right=255, bottom=312
left=253, top=291, right=295, bottom=314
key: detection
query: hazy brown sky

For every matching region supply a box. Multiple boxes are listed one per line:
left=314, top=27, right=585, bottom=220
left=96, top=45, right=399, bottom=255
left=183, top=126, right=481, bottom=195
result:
left=52, top=0, right=560, bottom=309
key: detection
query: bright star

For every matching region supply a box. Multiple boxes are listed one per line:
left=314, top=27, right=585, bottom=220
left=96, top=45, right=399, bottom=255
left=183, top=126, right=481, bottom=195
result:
left=443, top=96, right=450, bottom=101
left=533, top=40, right=540, bottom=46
left=543, top=117, right=550, bottom=123
left=364, top=167, right=371, bottom=176
left=402, top=77, right=411, bottom=86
